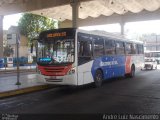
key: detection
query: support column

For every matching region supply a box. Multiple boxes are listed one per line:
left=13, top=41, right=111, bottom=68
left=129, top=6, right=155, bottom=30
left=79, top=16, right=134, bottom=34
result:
left=0, top=16, right=3, bottom=58
left=70, top=0, right=79, bottom=28
left=59, top=20, right=72, bottom=28
left=120, top=21, right=125, bottom=35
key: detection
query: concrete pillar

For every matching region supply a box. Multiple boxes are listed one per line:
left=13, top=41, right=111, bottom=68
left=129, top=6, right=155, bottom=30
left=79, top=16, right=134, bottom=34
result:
left=120, top=21, right=125, bottom=35
left=59, top=20, right=72, bottom=28
left=70, top=0, right=79, bottom=28
left=0, top=16, right=3, bottom=58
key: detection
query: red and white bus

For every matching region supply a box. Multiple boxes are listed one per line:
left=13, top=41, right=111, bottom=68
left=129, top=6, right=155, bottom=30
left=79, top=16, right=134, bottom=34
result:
left=37, top=28, right=144, bottom=87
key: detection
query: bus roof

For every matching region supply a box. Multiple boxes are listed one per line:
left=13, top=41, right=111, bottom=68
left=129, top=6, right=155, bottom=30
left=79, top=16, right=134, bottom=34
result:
left=77, top=29, right=143, bottom=44
left=39, top=28, right=143, bottom=44
left=145, top=51, right=160, bottom=53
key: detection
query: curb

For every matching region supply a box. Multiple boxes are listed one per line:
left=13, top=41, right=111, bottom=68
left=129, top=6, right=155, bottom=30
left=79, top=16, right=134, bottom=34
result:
left=0, top=85, right=52, bottom=98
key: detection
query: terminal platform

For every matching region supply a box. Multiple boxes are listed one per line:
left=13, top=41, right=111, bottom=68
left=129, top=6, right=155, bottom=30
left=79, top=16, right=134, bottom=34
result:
left=0, top=73, right=52, bottom=98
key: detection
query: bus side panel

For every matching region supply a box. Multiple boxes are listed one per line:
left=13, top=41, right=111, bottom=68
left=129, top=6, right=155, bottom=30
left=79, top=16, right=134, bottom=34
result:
left=91, top=56, right=113, bottom=80
left=125, top=54, right=144, bottom=74
left=77, top=61, right=94, bottom=85
left=91, top=56, right=126, bottom=80
left=113, top=56, right=126, bottom=77
left=125, top=55, right=132, bottom=74
left=131, top=55, right=144, bottom=72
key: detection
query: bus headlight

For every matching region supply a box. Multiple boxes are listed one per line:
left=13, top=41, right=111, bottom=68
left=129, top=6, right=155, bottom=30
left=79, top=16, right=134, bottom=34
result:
left=67, top=68, right=76, bottom=75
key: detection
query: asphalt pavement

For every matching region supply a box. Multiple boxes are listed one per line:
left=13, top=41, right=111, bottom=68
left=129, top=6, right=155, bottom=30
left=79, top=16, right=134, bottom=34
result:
left=0, top=68, right=160, bottom=114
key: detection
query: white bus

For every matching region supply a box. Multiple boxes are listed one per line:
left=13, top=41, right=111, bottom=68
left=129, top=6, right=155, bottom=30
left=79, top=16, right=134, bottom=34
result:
left=37, top=28, right=144, bottom=87
left=145, top=51, right=160, bottom=64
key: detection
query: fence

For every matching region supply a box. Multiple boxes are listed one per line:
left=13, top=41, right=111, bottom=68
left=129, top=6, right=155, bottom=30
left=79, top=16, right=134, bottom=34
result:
left=0, top=62, right=37, bottom=72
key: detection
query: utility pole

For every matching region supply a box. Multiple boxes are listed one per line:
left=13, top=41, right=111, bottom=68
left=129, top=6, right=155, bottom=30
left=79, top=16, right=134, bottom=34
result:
left=15, top=33, right=21, bottom=85
left=156, top=35, right=158, bottom=51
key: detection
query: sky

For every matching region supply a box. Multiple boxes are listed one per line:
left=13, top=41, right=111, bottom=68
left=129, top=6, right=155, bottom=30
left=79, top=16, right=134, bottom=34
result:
left=79, top=20, right=160, bottom=34
left=3, top=13, right=22, bottom=30
left=79, top=20, right=160, bottom=39
left=3, top=13, right=160, bottom=39
left=81, top=20, right=160, bottom=34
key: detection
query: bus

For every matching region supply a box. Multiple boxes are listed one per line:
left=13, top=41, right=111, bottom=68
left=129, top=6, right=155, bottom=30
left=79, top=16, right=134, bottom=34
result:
left=144, top=51, right=160, bottom=64
left=36, top=28, right=144, bottom=87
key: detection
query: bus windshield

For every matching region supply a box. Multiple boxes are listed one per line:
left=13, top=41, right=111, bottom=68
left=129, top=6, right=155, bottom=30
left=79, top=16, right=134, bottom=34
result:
left=37, top=39, right=75, bottom=65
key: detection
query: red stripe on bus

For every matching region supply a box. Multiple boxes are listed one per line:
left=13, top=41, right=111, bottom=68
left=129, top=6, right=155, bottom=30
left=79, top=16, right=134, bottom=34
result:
left=125, top=56, right=131, bottom=74
left=38, top=64, right=72, bottom=76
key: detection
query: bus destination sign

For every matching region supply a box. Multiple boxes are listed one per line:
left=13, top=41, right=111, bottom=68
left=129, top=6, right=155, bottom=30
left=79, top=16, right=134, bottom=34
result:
left=47, top=32, right=66, bottom=38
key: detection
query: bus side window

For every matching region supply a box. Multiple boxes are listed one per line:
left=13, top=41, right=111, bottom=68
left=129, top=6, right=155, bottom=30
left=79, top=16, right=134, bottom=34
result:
left=78, top=41, right=83, bottom=56
left=137, top=44, right=144, bottom=54
left=105, top=39, right=115, bottom=55
left=125, top=43, right=132, bottom=54
left=131, top=43, right=136, bottom=54
left=78, top=37, right=92, bottom=57
left=94, top=37, right=104, bottom=57
left=116, top=41, right=125, bottom=55
left=83, top=41, right=92, bottom=56
left=136, top=44, right=139, bottom=54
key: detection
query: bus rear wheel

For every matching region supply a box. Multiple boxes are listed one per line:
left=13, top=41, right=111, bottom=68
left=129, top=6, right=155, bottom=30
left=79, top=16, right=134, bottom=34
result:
left=129, top=65, right=135, bottom=78
left=94, top=69, right=103, bottom=87
left=151, top=65, right=153, bottom=70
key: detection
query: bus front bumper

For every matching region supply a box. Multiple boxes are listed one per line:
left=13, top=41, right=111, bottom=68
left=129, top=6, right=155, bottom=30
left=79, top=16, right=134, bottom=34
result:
left=41, top=74, right=78, bottom=85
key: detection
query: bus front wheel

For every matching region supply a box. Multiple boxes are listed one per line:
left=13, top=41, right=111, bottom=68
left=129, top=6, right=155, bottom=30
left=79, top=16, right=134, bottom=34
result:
left=94, top=69, right=103, bottom=87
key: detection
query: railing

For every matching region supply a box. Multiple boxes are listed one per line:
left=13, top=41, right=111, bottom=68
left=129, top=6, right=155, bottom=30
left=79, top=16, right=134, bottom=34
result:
left=0, top=62, right=37, bottom=73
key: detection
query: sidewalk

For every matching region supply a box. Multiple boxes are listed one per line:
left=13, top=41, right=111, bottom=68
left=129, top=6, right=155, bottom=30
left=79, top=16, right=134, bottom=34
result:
left=0, top=73, right=52, bottom=98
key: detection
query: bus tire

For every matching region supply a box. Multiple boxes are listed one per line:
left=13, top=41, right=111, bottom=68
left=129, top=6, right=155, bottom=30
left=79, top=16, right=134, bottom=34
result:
left=155, top=66, right=157, bottom=70
left=151, top=65, right=153, bottom=70
left=129, top=65, right=135, bottom=78
left=94, top=69, right=103, bottom=87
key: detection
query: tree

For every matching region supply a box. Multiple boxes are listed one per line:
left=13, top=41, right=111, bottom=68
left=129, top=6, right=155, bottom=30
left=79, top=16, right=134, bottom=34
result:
left=18, top=13, right=56, bottom=44
left=3, top=45, right=14, bottom=57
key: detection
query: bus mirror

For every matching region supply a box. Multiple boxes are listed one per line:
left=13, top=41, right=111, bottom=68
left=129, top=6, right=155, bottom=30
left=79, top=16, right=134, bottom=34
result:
left=31, top=43, right=33, bottom=53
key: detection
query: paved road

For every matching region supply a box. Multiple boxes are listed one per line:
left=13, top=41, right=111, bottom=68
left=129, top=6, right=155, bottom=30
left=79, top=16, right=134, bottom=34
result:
left=0, top=69, right=160, bottom=115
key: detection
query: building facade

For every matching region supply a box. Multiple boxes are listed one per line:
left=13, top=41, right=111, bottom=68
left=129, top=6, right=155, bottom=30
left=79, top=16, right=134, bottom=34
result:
left=142, top=34, right=160, bottom=51
left=4, top=26, right=28, bottom=58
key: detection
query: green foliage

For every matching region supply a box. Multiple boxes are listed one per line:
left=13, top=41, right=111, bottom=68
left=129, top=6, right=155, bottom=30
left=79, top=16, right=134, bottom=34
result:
left=18, top=13, right=56, bottom=44
left=3, top=45, right=14, bottom=57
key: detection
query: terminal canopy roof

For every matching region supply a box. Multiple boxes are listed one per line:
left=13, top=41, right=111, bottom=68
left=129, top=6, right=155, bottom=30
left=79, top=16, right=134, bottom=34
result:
left=1, top=0, right=160, bottom=21
left=32, top=0, right=160, bottom=21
